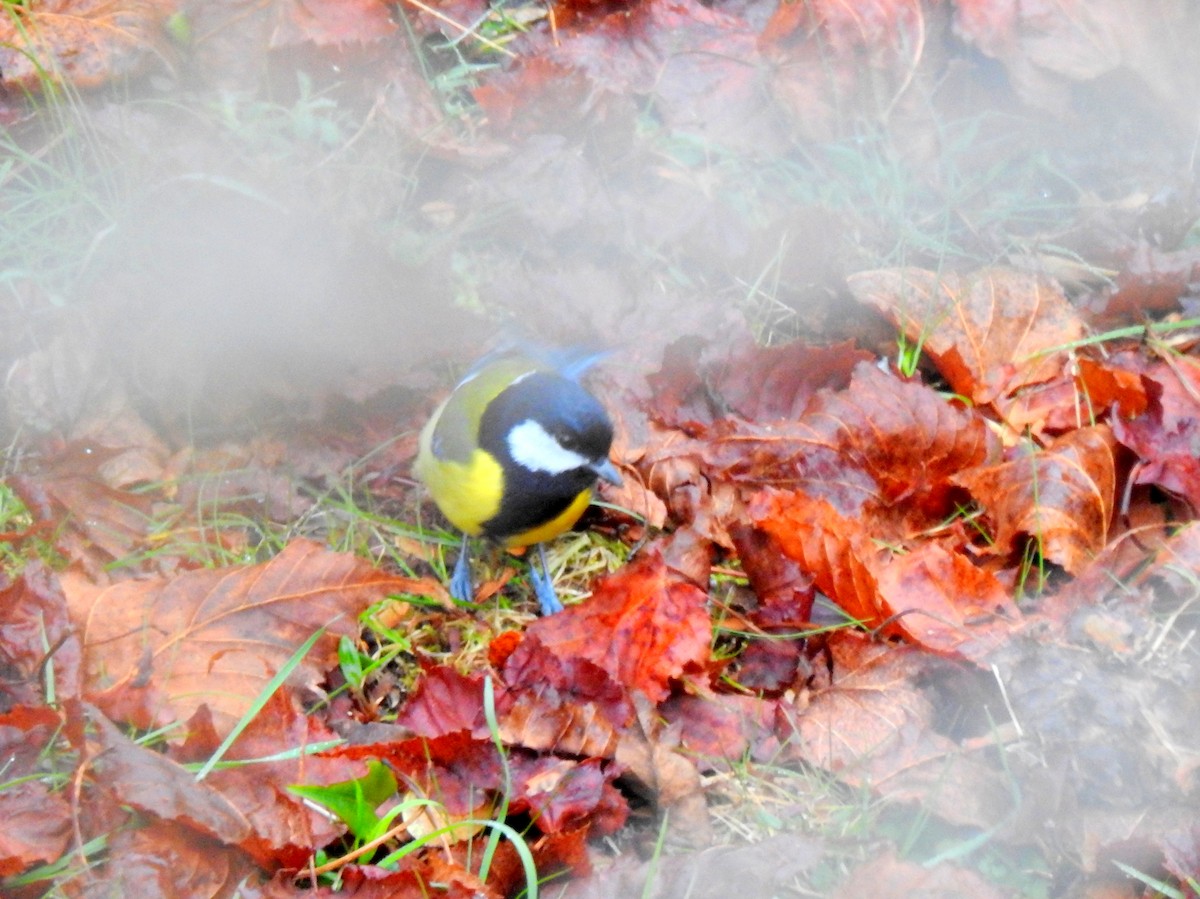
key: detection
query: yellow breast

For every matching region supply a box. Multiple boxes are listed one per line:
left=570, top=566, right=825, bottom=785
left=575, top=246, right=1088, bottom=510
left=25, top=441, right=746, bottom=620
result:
left=415, top=447, right=504, bottom=537
left=502, top=487, right=594, bottom=548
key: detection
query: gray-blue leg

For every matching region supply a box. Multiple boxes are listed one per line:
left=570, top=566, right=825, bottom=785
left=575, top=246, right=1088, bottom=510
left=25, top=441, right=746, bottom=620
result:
left=530, top=543, right=564, bottom=615
left=449, top=533, right=474, bottom=602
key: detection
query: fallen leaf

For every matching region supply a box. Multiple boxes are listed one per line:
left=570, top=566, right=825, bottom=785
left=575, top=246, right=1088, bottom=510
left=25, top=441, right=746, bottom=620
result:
left=560, top=832, right=824, bottom=899
left=65, top=818, right=258, bottom=898
left=660, top=692, right=782, bottom=773
left=1112, top=359, right=1200, bottom=511
left=834, top=850, right=1008, bottom=899
left=779, top=631, right=1014, bottom=830
left=849, top=266, right=1085, bottom=405
left=173, top=691, right=356, bottom=868
left=615, top=693, right=711, bottom=846
left=954, top=425, right=1117, bottom=574
left=498, top=634, right=633, bottom=758
left=0, top=562, right=82, bottom=707
left=0, top=706, right=72, bottom=877
left=528, top=544, right=710, bottom=703
left=0, top=0, right=175, bottom=91
left=270, top=0, right=396, bottom=48
left=953, top=0, right=1200, bottom=129
left=63, top=539, right=419, bottom=734
left=86, top=706, right=252, bottom=846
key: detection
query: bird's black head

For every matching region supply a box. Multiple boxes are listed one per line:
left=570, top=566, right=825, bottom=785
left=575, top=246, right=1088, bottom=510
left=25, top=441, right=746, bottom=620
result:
left=480, top=371, right=616, bottom=481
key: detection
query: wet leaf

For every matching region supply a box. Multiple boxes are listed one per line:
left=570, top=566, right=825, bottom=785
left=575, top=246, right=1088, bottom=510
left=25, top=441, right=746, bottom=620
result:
left=63, top=539, right=420, bottom=734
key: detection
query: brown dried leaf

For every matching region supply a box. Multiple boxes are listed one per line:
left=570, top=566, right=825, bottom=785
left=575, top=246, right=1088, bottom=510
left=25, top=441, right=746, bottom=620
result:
left=954, top=426, right=1117, bottom=574
left=848, top=267, right=1085, bottom=404
left=270, top=0, right=396, bottom=48
left=779, top=632, right=1013, bottom=830
left=86, top=706, right=251, bottom=846
left=0, top=0, right=175, bottom=91
left=834, top=850, right=1009, bottom=899
left=63, top=539, right=419, bottom=734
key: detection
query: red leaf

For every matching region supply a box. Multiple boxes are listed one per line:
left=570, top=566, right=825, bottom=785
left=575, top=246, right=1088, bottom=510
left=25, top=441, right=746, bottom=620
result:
left=1112, top=359, right=1200, bottom=511
left=0, top=707, right=72, bottom=877
left=0, top=563, right=82, bottom=707
left=527, top=545, right=710, bottom=703
left=751, top=491, right=1019, bottom=661
left=498, top=635, right=632, bottom=758
left=395, top=665, right=485, bottom=738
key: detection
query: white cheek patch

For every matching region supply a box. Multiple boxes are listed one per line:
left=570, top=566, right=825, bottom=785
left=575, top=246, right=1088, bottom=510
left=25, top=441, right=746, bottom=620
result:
left=507, top=419, right=589, bottom=475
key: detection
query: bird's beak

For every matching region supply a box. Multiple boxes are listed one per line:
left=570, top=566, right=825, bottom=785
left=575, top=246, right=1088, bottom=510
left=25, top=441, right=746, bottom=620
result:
left=591, top=458, right=623, bottom=487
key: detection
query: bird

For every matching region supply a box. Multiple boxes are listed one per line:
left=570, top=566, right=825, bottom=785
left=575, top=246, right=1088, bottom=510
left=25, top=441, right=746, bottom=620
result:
left=414, top=347, right=622, bottom=615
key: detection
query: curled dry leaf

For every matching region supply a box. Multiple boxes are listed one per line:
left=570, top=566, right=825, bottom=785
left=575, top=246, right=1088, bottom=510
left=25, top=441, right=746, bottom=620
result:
left=498, top=634, right=632, bottom=759
left=848, top=266, right=1085, bottom=405
left=0, top=0, right=175, bottom=91
left=954, top=425, right=1117, bottom=575
left=751, top=491, right=1019, bottom=661
left=1112, top=358, right=1200, bottom=511
left=62, top=538, right=423, bottom=735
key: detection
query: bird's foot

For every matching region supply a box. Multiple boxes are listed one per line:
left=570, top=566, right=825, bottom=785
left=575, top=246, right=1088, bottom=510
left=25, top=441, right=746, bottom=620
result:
left=449, top=536, right=475, bottom=603
left=530, top=544, right=564, bottom=615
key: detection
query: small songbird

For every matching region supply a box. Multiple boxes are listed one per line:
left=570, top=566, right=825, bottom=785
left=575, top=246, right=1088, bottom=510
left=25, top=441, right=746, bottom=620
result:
left=414, top=348, right=622, bottom=615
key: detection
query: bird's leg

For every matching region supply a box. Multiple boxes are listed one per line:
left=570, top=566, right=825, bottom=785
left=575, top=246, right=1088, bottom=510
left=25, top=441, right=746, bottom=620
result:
left=449, top=533, right=474, bottom=603
left=530, top=543, right=564, bottom=616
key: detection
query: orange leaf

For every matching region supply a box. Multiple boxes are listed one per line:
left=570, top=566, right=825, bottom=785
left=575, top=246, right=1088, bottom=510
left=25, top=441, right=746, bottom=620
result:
left=954, top=426, right=1117, bottom=574
left=751, top=491, right=1019, bottom=661
left=848, top=267, right=1085, bottom=404
left=63, top=539, right=420, bottom=734
left=0, top=0, right=174, bottom=91
left=528, top=545, right=710, bottom=703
